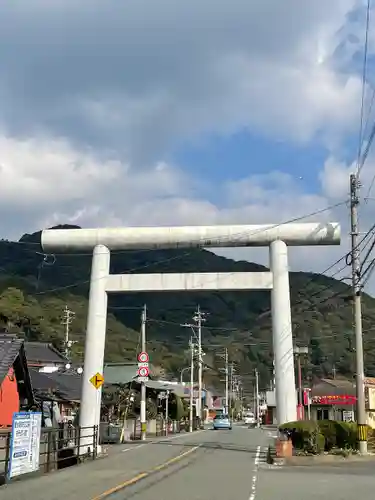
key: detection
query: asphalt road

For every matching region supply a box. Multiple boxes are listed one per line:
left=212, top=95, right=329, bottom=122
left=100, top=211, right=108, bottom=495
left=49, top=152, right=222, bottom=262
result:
left=2, top=425, right=374, bottom=499
left=106, top=425, right=273, bottom=500
left=102, top=426, right=375, bottom=500
left=257, top=461, right=375, bottom=500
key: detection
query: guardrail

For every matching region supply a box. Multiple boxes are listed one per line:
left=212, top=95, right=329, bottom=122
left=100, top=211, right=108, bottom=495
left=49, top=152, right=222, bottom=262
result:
left=100, top=417, right=202, bottom=443
left=0, top=424, right=98, bottom=485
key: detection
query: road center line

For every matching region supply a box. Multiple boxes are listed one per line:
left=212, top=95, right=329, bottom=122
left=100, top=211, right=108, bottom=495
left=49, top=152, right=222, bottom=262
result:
left=92, top=445, right=200, bottom=500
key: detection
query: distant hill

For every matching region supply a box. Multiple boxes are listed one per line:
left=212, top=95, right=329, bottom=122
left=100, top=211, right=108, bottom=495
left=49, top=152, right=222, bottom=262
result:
left=1, top=225, right=375, bottom=391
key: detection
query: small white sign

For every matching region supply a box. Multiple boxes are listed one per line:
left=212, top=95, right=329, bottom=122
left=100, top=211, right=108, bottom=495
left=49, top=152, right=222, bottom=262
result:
left=138, top=362, right=149, bottom=368
left=342, top=410, right=354, bottom=422
left=8, top=412, right=42, bottom=479
left=138, top=376, right=149, bottom=382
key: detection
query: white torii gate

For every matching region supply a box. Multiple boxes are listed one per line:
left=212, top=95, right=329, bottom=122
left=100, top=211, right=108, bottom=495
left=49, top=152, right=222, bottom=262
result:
left=41, top=222, right=340, bottom=451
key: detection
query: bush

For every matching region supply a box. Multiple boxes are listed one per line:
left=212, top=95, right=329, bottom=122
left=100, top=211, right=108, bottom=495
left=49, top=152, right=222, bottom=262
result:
left=334, top=421, right=356, bottom=449
left=317, top=420, right=337, bottom=451
left=279, top=420, right=323, bottom=453
left=279, top=420, right=365, bottom=454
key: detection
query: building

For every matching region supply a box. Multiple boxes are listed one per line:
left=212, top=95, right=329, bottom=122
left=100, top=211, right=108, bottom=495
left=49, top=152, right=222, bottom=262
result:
left=305, top=378, right=356, bottom=421
left=0, top=334, right=34, bottom=426
left=24, top=342, right=70, bottom=372
left=364, top=377, right=375, bottom=428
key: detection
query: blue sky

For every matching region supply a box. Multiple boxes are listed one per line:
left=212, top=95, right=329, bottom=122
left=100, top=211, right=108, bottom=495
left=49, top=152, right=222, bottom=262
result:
left=173, top=132, right=328, bottom=194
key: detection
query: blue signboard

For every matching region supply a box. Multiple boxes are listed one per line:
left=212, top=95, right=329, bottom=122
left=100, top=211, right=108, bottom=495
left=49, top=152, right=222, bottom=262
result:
left=8, top=412, right=42, bottom=479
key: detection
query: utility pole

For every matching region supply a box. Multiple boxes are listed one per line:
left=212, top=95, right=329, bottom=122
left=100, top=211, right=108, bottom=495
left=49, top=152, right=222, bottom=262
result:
left=182, top=307, right=206, bottom=422
left=140, top=304, right=147, bottom=441
left=294, top=346, right=308, bottom=419
left=193, top=306, right=206, bottom=422
left=165, top=390, right=170, bottom=436
left=189, top=338, right=194, bottom=433
left=61, top=306, right=75, bottom=359
left=225, top=348, right=229, bottom=414
left=229, top=362, right=235, bottom=417
left=350, top=173, right=367, bottom=453
left=255, top=368, right=260, bottom=427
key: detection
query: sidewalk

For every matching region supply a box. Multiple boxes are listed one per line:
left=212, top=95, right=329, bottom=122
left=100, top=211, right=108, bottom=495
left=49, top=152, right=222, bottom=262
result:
left=0, top=431, right=204, bottom=500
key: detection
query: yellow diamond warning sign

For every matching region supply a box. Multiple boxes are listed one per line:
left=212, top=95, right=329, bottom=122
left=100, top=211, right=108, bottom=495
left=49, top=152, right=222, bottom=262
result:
left=90, top=372, right=104, bottom=389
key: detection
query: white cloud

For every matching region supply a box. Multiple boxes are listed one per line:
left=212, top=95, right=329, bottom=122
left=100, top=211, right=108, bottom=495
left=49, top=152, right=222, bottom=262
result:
left=0, top=131, right=354, bottom=287
left=0, top=0, right=369, bottom=161
left=0, top=0, right=374, bottom=295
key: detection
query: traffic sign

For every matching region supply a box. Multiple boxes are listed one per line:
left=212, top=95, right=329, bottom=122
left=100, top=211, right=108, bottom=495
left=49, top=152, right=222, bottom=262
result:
left=90, top=372, right=104, bottom=389
left=138, top=352, right=149, bottom=363
left=138, top=366, right=149, bottom=378
left=138, top=376, right=148, bottom=382
left=138, top=362, right=148, bottom=368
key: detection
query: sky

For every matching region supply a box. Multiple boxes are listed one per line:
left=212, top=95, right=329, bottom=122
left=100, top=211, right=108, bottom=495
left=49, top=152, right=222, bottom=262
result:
left=0, top=1, right=375, bottom=292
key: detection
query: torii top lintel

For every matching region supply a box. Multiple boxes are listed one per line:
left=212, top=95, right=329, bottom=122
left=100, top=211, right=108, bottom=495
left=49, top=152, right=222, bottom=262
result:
left=41, top=223, right=341, bottom=252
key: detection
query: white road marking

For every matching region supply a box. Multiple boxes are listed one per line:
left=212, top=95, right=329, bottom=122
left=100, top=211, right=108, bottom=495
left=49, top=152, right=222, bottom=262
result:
left=121, top=443, right=147, bottom=453
left=249, top=445, right=261, bottom=500
left=121, top=428, right=206, bottom=452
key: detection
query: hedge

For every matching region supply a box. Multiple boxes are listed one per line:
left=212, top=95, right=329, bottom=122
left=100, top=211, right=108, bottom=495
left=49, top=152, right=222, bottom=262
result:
left=279, top=420, right=325, bottom=453
left=279, top=420, right=371, bottom=453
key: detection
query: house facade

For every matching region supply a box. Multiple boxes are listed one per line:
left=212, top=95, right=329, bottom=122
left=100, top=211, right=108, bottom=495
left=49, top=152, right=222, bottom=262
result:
left=0, top=335, right=34, bottom=427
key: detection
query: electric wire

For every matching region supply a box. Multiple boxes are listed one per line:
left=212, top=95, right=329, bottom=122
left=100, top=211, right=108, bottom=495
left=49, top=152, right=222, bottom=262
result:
left=356, top=0, right=372, bottom=177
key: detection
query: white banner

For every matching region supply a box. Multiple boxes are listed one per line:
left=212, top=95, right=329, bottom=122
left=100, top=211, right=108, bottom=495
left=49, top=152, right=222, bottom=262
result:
left=8, top=412, right=42, bottom=479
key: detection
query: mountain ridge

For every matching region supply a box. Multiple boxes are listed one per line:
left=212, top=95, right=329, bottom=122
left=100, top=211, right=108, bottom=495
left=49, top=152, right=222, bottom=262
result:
left=0, top=225, right=374, bottom=390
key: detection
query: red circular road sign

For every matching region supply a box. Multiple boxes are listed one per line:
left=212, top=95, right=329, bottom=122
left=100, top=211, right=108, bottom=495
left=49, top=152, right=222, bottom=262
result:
left=138, top=366, right=149, bottom=377
left=138, top=352, right=149, bottom=363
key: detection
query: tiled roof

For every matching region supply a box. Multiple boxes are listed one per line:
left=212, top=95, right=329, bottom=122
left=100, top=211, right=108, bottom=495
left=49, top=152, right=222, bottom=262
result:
left=0, top=334, right=24, bottom=385
left=0, top=333, right=34, bottom=405
left=30, top=368, right=82, bottom=402
left=24, top=342, right=68, bottom=364
left=311, top=378, right=356, bottom=397
left=103, top=362, right=139, bottom=385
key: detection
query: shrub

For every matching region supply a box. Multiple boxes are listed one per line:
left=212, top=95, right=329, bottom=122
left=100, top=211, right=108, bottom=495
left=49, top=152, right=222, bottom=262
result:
left=279, top=420, right=320, bottom=452
left=279, top=420, right=364, bottom=453
left=334, top=421, right=356, bottom=449
left=318, top=420, right=337, bottom=451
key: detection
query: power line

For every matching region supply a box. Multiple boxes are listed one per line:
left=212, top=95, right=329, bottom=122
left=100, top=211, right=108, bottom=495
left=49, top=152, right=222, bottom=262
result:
left=357, top=0, right=372, bottom=177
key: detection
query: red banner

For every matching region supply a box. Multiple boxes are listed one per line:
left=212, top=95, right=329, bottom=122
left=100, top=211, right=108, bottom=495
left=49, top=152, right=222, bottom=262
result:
left=297, top=404, right=305, bottom=420
left=305, top=393, right=356, bottom=405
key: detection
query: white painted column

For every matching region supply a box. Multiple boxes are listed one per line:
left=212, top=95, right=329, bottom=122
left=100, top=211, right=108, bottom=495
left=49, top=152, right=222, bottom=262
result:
left=79, top=244, right=110, bottom=454
left=269, top=240, right=297, bottom=425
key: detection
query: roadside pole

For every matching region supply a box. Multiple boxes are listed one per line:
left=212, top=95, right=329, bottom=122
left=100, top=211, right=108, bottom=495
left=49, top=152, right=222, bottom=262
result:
left=255, top=368, right=260, bottom=427
left=189, top=338, right=194, bottom=432
left=140, top=304, right=147, bottom=441
left=165, top=390, right=170, bottom=436
left=350, top=173, right=367, bottom=453
left=225, top=348, right=229, bottom=414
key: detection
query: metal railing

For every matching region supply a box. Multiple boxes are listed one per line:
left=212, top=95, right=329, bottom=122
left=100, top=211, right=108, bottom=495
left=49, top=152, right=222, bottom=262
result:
left=100, top=417, right=202, bottom=444
left=0, top=424, right=98, bottom=485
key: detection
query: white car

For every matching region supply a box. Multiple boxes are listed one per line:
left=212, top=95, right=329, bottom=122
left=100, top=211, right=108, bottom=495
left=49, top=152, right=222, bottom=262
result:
left=244, top=414, right=256, bottom=426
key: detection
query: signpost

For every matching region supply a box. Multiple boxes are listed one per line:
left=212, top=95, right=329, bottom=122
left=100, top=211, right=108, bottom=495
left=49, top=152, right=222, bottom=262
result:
left=90, top=372, right=105, bottom=389
left=137, top=351, right=149, bottom=383
left=137, top=365, right=149, bottom=382
left=8, top=412, right=42, bottom=479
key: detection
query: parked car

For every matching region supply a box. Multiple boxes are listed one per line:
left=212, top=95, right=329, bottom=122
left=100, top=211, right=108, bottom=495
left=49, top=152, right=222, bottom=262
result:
left=212, top=414, right=232, bottom=430
left=244, top=413, right=256, bottom=427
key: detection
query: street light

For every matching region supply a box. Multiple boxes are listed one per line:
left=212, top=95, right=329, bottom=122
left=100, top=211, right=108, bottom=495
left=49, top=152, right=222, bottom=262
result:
left=180, top=366, right=191, bottom=384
